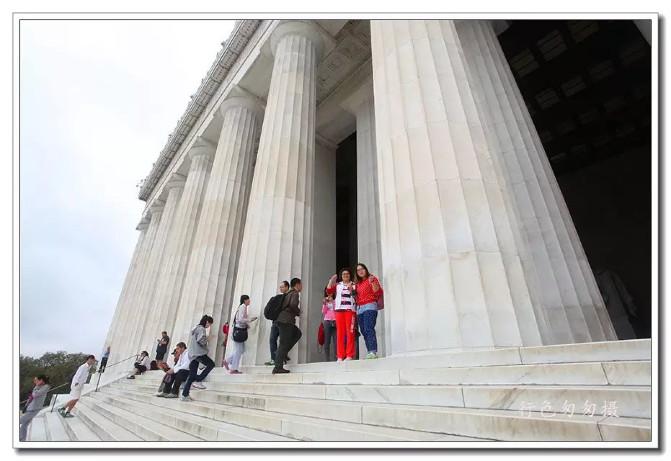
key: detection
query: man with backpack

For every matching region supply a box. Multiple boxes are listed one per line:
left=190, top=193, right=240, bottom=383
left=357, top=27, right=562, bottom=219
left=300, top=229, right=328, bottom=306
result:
left=272, top=278, right=303, bottom=374
left=264, top=281, right=291, bottom=366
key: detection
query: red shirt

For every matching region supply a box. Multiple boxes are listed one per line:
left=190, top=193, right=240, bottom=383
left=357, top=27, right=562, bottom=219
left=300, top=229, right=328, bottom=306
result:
left=356, top=275, right=381, bottom=306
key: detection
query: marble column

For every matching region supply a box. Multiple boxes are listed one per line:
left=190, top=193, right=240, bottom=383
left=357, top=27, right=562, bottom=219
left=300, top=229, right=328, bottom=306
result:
left=341, top=78, right=387, bottom=357
left=306, top=138, right=337, bottom=363
left=104, top=224, right=147, bottom=364
left=455, top=20, right=616, bottom=343
left=232, top=20, right=322, bottom=366
left=172, top=95, right=264, bottom=364
left=129, top=181, right=184, bottom=355
left=116, top=207, right=163, bottom=360
left=145, top=140, right=214, bottom=347
left=371, top=19, right=542, bottom=354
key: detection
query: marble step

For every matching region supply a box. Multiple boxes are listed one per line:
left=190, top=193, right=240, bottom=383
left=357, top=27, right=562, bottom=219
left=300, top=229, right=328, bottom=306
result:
left=87, top=390, right=291, bottom=441
left=58, top=410, right=101, bottom=441
left=97, top=387, right=481, bottom=441
left=27, top=414, right=48, bottom=441
left=133, top=359, right=651, bottom=387
left=81, top=395, right=199, bottom=441
left=104, top=385, right=649, bottom=441
left=76, top=399, right=143, bottom=441
left=242, top=339, right=651, bottom=374
left=43, top=411, right=71, bottom=441
left=114, top=380, right=651, bottom=419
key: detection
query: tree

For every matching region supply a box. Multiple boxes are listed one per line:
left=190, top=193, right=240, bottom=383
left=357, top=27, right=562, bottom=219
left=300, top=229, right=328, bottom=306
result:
left=19, top=351, right=91, bottom=407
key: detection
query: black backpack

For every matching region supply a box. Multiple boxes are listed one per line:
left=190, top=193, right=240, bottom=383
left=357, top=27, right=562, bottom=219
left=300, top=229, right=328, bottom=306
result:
left=264, top=293, right=286, bottom=321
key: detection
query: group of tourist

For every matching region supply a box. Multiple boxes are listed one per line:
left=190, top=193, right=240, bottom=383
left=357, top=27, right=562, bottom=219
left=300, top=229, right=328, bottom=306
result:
left=19, top=263, right=383, bottom=439
left=136, top=262, right=382, bottom=399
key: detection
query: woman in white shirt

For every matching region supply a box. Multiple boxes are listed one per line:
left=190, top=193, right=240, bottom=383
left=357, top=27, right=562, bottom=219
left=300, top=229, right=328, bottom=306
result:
left=223, top=295, right=258, bottom=374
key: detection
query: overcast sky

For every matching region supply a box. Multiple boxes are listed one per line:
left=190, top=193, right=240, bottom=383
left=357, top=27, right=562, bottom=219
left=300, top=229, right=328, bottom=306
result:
left=20, top=19, right=235, bottom=357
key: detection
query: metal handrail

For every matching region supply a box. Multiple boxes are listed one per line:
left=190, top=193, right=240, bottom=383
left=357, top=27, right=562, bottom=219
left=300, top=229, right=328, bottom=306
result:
left=19, top=353, right=142, bottom=413
left=94, top=353, right=140, bottom=392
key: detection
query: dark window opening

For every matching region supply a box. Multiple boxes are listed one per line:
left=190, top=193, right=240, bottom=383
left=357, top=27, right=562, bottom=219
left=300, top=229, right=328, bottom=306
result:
left=335, top=132, right=358, bottom=273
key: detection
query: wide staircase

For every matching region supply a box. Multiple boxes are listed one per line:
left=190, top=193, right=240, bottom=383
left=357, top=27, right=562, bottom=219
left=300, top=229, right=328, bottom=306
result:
left=28, top=338, right=652, bottom=442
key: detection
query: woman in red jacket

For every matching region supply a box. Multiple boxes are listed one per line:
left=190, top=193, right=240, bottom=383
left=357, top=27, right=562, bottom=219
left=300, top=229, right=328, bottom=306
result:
left=354, top=263, right=382, bottom=359
left=326, top=268, right=357, bottom=361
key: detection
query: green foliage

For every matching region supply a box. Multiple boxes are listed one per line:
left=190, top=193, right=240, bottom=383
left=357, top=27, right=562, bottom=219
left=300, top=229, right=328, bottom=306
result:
left=19, top=351, right=90, bottom=407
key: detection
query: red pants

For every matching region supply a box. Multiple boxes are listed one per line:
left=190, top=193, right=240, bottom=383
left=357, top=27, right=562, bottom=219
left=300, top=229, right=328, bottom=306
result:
left=335, top=310, right=356, bottom=359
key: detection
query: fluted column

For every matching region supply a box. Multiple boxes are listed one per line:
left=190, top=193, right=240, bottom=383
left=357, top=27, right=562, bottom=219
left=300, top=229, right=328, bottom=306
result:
left=128, top=182, right=184, bottom=355
left=455, top=20, right=616, bottom=343
left=342, top=78, right=386, bottom=356
left=371, top=19, right=543, bottom=354
left=173, top=95, right=264, bottom=363
left=116, top=208, right=163, bottom=360
left=104, top=224, right=147, bottom=363
left=145, top=140, right=214, bottom=347
left=232, top=20, right=322, bottom=365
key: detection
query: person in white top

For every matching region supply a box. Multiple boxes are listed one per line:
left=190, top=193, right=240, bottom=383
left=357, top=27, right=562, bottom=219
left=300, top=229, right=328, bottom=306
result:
left=127, top=351, right=151, bottom=379
left=58, top=355, right=96, bottom=418
left=223, top=295, right=258, bottom=374
left=157, top=342, right=190, bottom=398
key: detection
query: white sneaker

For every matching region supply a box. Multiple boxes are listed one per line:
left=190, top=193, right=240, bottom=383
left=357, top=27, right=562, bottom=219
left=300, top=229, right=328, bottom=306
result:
left=179, top=395, right=193, bottom=402
left=344, top=357, right=352, bottom=361
left=337, top=358, right=343, bottom=362
left=192, top=382, right=207, bottom=390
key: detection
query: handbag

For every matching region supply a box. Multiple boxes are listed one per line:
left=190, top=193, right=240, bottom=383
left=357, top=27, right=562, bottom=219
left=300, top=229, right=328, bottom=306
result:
left=233, top=326, right=248, bottom=343
left=232, top=305, right=248, bottom=343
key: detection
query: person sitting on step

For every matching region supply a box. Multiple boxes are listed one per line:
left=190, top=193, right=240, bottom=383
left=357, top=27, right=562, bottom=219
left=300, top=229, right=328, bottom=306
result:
left=157, top=342, right=190, bottom=398
left=127, top=351, right=151, bottom=379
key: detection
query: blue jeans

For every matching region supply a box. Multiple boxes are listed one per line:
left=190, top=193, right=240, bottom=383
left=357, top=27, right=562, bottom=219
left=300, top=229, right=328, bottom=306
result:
left=269, top=322, right=279, bottom=361
left=182, top=354, right=214, bottom=397
left=358, top=309, right=378, bottom=354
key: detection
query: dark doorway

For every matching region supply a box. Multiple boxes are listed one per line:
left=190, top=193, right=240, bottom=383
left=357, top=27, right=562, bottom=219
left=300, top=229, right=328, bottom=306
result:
left=335, top=132, right=358, bottom=273
left=498, top=20, right=652, bottom=338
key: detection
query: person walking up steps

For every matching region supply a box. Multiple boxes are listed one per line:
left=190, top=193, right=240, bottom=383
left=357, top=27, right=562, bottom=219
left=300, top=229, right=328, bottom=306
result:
left=58, top=355, right=95, bottom=418
left=99, top=345, right=110, bottom=373
left=223, top=295, right=258, bottom=374
left=326, top=269, right=357, bottom=361
left=265, top=281, right=290, bottom=366
left=19, top=374, right=50, bottom=441
left=181, top=315, right=215, bottom=402
left=272, top=278, right=303, bottom=374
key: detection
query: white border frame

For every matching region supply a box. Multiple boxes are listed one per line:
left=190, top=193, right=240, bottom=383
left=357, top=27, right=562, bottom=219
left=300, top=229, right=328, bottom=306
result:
left=12, top=11, right=659, bottom=450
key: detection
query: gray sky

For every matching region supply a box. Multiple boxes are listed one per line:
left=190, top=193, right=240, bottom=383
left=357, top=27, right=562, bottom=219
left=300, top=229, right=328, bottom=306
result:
left=20, top=19, right=235, bottom=357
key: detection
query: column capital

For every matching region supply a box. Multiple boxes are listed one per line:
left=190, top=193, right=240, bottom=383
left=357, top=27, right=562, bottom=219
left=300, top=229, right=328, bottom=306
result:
left=149, top=199, right=165, bottom=215
left=165, top=173, right=186, bottom=191
left=136, top=215, right=150, bottom=231
left=270, top=20, right=334, bottom=60
left=316, top=133, right=338, bottom=151
left=339, top=75, right=374, bottom=116
left=218, top=94, right=265, bottom=122
left=188, top=137, right=216, bottom=161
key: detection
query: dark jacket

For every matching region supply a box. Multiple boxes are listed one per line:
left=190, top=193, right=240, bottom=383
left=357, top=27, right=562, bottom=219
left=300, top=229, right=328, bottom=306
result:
left=276, top=289, right=300, bottom=325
